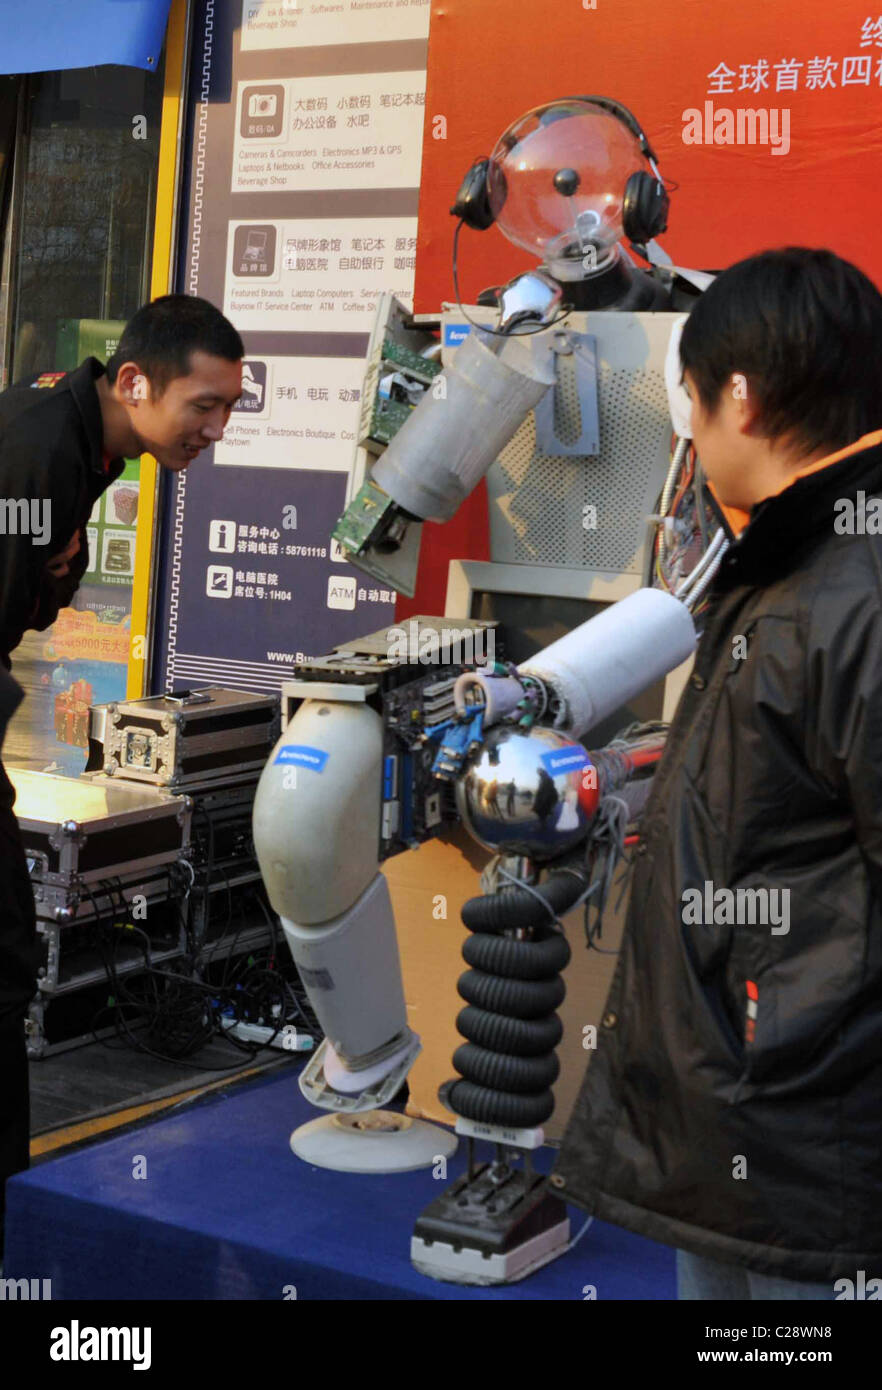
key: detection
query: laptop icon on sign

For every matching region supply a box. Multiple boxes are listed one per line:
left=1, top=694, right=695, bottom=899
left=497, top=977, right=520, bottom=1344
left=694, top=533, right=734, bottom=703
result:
left=206, top=565, right=233, bottom=599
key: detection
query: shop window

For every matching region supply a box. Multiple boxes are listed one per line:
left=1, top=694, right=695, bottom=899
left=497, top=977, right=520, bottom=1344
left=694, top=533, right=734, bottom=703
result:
left=3, top=60, right=165, bottom=774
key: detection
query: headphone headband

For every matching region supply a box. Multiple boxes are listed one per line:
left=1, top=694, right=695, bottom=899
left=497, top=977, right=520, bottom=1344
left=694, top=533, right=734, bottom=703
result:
left=560, top=94, right=660, bottom=167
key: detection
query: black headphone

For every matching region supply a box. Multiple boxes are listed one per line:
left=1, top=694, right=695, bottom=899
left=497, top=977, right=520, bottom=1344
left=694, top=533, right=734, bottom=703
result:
left=451, top=95, right=670, bottom=252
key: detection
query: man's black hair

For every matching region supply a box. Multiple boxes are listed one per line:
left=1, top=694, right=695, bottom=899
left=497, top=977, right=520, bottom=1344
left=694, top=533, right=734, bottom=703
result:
left=679, top=247, right=882, bottom=458
left=105, top=295, right=244, bottom=396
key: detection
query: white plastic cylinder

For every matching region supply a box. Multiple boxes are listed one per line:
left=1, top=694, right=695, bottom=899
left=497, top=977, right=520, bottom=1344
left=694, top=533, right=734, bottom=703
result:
left=253, top=699, right=384, bottom=925
left=453, top=670, right=524, bottom=725
left=518, top=587, right=696, bottom=739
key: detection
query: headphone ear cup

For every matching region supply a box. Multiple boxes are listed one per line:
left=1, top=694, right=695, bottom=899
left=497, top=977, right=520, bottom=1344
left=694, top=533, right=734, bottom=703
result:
left=623, top=171, right=670, bottom=246
left=451, top=158, right=496, bottom=230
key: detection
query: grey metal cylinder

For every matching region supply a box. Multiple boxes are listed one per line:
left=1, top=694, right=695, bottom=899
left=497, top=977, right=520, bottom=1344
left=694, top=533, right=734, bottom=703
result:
left=372, top=330, right=556, bottom=522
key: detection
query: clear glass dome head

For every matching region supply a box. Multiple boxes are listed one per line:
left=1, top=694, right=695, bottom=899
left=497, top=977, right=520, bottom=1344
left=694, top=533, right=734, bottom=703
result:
left=486, top=99, right=647, bottom=273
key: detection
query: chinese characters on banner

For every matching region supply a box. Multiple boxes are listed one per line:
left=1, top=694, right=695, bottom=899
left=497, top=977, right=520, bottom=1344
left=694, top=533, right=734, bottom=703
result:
left=705, top=18, right=882, bottom=93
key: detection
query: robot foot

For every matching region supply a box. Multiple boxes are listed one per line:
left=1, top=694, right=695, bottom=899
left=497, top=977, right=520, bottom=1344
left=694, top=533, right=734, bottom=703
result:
left=411, top=1160, right=570, bottom=1286
left=299, top=1033, right=421, bottom=1113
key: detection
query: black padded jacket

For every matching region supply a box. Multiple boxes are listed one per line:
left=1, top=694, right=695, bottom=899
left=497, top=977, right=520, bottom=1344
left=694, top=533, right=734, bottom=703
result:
left=0, top=357, right=124, bottom=672
left=553, top=433, right=882, bottom=1283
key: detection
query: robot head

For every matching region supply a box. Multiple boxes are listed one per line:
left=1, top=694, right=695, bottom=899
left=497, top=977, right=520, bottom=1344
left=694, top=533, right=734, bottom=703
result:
left=453, top=97, right=669, bottom=283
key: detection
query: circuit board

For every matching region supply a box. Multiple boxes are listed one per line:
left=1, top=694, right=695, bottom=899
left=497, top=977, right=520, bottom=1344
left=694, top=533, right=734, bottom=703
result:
left=288, top=617, right=500, bottom=860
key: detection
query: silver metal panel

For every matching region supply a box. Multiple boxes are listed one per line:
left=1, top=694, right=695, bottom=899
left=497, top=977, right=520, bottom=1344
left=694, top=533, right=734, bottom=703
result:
left=9, top=769, right=185, bottom=830
left=11, top=770, right=191, bottom=886
left=112, top=686, right=278, bottom=721
left=441, top=309, right=678, bottom=576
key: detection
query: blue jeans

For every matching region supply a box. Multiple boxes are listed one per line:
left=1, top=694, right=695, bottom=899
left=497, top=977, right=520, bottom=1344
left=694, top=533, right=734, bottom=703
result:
left=677, top=1249, right=835, bottom=1300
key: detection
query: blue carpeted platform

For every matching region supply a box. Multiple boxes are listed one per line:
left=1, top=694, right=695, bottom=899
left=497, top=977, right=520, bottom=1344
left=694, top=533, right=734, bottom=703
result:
left=4, top=1067, right=675, bottom=1299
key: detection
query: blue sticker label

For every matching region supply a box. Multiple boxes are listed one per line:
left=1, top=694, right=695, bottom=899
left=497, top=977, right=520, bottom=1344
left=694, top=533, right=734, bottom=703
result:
left=274, top=744, right=329, bottom=772
left=443, top=323, right=472, bottom=347
left=541, top=746, right=589, bottom=776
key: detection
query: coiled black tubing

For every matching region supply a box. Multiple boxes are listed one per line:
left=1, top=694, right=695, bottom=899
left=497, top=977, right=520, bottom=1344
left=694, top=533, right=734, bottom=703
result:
left=442, top=871, right=583, bottom=1128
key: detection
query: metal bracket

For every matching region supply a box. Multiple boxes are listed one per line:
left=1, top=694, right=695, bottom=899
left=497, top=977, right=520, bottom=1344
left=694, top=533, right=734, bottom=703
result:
left=50, top=820, right=85, bottom=851
left=532, top=330, right=600, bottom=456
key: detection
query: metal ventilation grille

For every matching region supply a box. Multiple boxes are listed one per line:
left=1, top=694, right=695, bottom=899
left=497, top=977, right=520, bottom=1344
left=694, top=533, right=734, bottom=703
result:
left=487, top=359, right=670, bottom=572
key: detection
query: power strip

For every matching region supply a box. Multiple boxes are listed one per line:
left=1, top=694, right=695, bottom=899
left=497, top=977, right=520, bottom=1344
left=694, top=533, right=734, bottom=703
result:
left=221, top=1019, right=314, bottom=1052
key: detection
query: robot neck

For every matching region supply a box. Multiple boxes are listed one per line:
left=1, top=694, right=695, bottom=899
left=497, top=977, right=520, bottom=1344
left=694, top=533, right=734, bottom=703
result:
left=541, top=248, right=671, bottom=311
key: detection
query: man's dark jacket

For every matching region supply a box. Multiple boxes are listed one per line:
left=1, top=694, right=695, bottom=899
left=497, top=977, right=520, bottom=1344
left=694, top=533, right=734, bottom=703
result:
left=553, top=433, right=882, bottom=1283
left=0, top=357, right=124, bottom=674
left=0, top=357, right=123, bottom=1015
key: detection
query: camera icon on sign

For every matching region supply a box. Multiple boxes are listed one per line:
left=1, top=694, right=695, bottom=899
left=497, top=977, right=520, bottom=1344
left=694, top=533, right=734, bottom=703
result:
left=240, top=85, right=285, bottom=140
left=248, top=93, right=277, bottom=119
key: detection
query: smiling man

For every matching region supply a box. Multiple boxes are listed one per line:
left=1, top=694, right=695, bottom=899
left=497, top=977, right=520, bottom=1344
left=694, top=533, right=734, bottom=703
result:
left=0, top=294, right=243, bottom=1241
left=99, top=296, right=244, bottom=474
left=0, top=294, right=244, bottom=667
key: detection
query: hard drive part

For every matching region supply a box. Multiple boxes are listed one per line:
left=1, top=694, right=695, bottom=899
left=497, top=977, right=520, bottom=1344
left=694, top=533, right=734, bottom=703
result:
left=331, top=477, right=423, bottom=597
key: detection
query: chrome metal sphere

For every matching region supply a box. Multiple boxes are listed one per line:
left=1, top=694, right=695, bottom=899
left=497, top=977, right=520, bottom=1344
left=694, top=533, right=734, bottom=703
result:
left=456, top=725, right=597, bottom=862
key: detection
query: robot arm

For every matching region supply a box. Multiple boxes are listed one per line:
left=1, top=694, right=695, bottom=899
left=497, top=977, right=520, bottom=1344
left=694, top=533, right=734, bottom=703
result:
left=252, top=585, right=696, bottom=1117
left=252, top=696, right=421, bottom=1112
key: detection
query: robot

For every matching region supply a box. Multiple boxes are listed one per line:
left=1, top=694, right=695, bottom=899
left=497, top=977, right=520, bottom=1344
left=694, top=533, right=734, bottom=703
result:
left=253, top=97, right=729, bottom=1284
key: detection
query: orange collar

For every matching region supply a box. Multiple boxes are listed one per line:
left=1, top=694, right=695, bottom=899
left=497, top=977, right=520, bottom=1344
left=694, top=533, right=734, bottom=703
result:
left=783, top=428, right=882, bottom=486
left=711, top=429, right=882, bottom=538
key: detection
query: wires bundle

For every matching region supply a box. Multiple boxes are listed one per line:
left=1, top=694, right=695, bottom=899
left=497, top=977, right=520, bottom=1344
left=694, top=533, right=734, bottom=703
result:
left=573, top=721, right=669, bottom=953
left=86, top=875, right=320, bottom=1070
left=651, top=433, right=728, bottom=622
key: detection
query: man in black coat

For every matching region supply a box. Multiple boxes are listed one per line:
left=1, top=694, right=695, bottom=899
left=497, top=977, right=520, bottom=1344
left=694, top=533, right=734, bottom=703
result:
left=0, top=295, right=243, bottom=1241
left=553, top=248, right=882, bottom=1299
